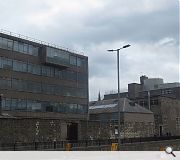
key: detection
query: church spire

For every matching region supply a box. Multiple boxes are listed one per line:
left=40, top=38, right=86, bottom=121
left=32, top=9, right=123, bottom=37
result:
left=98, top=91, right=101, bottom=101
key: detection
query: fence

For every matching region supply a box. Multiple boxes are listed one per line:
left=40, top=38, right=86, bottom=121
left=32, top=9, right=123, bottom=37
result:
left=0, top=29, right=84, bottom=56
left=1, top=135, right=180, bottom=151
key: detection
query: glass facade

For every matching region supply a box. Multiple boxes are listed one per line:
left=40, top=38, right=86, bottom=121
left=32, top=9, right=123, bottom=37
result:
left=0, top=34, right=88, bottom=117
left=0, top=36, right=39, bottom=56
left=0, top=56, right=87, bottom=83
left=2, top=98, right=87, bottom=114
left=90, top=113, right=118, bottom=121
left=46, top=47, right=70, bottom=66
left=0, top=76, right=87, bottom=98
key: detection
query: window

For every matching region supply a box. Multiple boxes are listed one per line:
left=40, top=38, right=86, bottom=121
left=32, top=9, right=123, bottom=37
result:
left=13, top=60, right=27, bottom=72
left=1, top=57, right=12, bottom=69
left=13, top=41, right=19, bottom=52
left=0, top=77, right=11, bottom=89
left=28, top=45, right=38, bottom=56
left=1, top=38, right=8, bottom=49
left=46, top=47, right=70, bottom=66
left=18, top=42, right=24, bottom=53
left=77, top=57, right=82, bottom=67
left=7, top=39, right=13, bottom=50
left=28, top=63, right=41, bottom=75
left=3, top=98, right=11, bottom=110
left=16, top=99, right=27, bottom=110
left=70, top=56, right=77, bottom=66
left=23, top=44, right=28, bottom=53
left=31, top=101, right=41, bottom=111
left=27, top=100, right=33, bottom=111
left=42, top=66, right=54, bottom=77
left=11, top=99, right=18, bottom=110
left=54, top=68, right=62, bottom=78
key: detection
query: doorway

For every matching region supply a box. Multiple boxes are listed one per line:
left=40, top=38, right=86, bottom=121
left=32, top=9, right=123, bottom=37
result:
left=67, top=123, right=78, bottom=141
left=159, top=125, right=163, bottom=136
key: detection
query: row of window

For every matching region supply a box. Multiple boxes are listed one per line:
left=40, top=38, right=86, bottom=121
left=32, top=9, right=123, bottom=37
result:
left=0, top=36, right=39, bottom=56
left=136, top=99, right=159, bottom=107
left=0, top=36, right=87, bottom=69
left=161, top=89, right=172, bottom=95
left=2, top=98, right=88, bottom=114
left=90, top=113, right=118, bottom=121
left=46, top=47, right=86, bottom=68
left=0, top=77, right=88, bottom=98
left=0, top=56, right=87, bottom=83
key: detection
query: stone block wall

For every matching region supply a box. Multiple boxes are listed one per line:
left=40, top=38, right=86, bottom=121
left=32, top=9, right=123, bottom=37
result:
left=0, top=118, right=154, bottom=144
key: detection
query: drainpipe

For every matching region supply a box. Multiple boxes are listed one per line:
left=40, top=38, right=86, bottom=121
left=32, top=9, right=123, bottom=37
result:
left=148, top=91, right=151, bottom=110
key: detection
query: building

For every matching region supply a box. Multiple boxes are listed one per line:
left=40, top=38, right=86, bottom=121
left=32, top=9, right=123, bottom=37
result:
left=128, top=75, right=180, bottom=100
left=103, top=75, right=180, bottom=137
left=134, top=96, right=180, bottom=136
left=0, top=31, right=88, bottom=141
left=89, top=98, right=154, bottom=139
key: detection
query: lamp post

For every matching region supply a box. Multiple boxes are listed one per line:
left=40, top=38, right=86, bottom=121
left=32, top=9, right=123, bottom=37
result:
left=107, top=44, right=131, bottom=150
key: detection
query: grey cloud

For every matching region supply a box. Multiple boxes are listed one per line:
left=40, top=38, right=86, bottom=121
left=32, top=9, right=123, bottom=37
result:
left=0, top=0, right=178, bottom=100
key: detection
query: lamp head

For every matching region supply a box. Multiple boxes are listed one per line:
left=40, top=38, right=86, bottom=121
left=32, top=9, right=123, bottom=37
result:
left=107, top=49, right=115, bottom=52
left=123, top=44, right=131, bottom=48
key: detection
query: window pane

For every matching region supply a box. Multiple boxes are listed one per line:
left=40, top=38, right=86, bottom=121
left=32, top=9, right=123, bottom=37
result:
left=3, top=99, right=11, bottom=111
left=23, top=44, right=28, bottom=53
left=77, top=57, right=82, bottom=67
left=7, top=39, right=13, bottom=50
left=19, top=42, right=24, bottom=53
left=70, top=56, right=77, bottom=66
left=13, top=41, right=19, bottom=52
left=2, top=38, right=8, bottom=49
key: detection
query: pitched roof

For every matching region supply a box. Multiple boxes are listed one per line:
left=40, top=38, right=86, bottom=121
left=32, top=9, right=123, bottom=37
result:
left=89, top=98, right=153, bottom=114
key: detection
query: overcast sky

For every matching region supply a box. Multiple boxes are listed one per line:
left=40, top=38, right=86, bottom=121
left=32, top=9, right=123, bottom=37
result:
left=0, top=0, right=179, bottom=101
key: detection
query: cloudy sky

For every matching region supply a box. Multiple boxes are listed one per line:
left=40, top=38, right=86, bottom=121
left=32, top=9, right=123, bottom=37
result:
left=0, top=0, right=179, bottom=100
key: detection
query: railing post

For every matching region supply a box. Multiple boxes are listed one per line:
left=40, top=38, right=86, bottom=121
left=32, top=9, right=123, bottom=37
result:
left=34, top=142, right=37, bottom=150
left=13, top=142, right=16, bottom=151
left=85, top=140, right=88, bottom=147
left=53, top=141, right=56, bottom=150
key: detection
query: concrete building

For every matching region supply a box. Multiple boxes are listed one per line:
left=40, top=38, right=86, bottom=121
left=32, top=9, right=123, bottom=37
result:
left=128, top=75, right=180, bottom=100
left=89, top=98, right=154, bottom=139
left=0, top=31, right=88, bottom=141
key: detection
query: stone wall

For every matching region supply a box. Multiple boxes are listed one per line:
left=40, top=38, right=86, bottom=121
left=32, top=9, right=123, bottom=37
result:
left=151, top=97, right=180, bottom=136
left=86, top=120, right=154, bottom=139
left=0, top=118, right=70, bottom=143
left=0, top=117, right=154, bottom=143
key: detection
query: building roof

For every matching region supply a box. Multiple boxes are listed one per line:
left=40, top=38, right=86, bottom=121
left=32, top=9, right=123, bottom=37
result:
left=89, top=98, right=153, bottom=114
left=0, top=113, right=16, bottom=119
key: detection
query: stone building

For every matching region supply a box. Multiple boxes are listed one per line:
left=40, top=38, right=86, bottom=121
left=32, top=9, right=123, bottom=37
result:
left=102, top=75, right=180, bottom=137
left=89, top=98, right=154, bottom=139
left=134, top=96, right=180, bottom=136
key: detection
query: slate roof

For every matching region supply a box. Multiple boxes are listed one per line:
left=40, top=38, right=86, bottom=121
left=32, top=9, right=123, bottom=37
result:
left=89, top=98, right=153, bottom=114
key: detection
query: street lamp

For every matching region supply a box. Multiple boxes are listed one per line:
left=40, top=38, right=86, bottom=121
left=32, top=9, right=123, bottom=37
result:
left=107, top=44, right=131, bottom=150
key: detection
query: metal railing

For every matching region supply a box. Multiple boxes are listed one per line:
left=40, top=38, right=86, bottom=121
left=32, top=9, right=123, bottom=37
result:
left=1, top=135, right=180, bottom=151
left=0, top=29, right=84, bottom=56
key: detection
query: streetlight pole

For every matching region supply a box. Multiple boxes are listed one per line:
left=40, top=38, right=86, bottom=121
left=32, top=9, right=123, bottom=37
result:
left=107, top=44, right=131, bottom=150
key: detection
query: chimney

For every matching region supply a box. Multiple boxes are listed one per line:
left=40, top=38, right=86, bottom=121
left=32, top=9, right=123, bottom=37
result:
left=140, top=75, right=148, bottom=85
